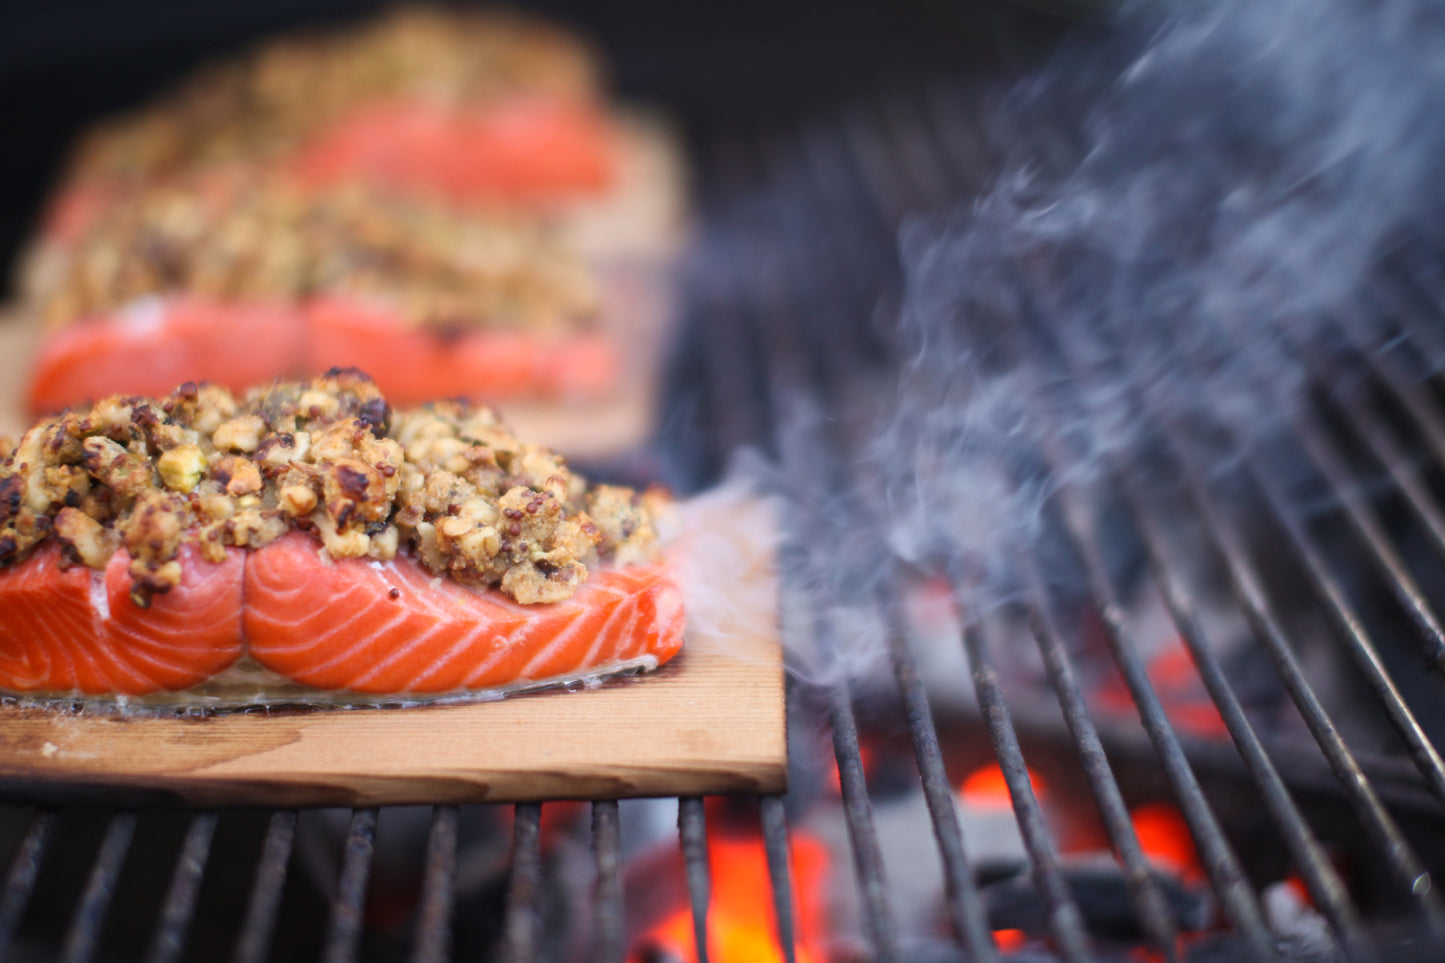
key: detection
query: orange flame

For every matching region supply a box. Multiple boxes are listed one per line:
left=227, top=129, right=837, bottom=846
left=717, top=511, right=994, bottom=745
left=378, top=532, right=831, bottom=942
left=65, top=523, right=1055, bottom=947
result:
left=628, top=830, right=830, bottom=963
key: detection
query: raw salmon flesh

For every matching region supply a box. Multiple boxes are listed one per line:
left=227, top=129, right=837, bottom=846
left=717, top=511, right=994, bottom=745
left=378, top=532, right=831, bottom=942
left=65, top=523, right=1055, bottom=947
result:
left=0, top=533, right=683, bottom=698
left=28, top=295, right=619, bottom=415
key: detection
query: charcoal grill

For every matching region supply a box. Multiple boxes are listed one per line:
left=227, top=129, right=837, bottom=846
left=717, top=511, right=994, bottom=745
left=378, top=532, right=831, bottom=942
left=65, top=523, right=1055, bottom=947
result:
left=4, top=1, right=1445, bottom=960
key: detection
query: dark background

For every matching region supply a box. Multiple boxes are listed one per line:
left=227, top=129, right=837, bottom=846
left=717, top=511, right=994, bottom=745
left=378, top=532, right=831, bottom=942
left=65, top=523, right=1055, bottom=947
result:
left=0, top=0, right=1082, bottom=291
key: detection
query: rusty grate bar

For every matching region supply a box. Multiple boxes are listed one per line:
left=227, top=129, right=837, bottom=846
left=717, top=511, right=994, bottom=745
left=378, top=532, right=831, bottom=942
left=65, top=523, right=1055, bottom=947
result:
left=321, top=807, right=379, bottom=963
left=144, top=811, right=217, bottom=963
left=819, top=624, right=902, bottom=963
left=409, top=805, right=458, bottom=963
left=60, top=810, right=136, bottom=963
left=1011, top=553, right=1189, bottom=962
left=678, top=796, right=713, bottom=963
left=231, top=809, right=298, bottom=963
left=591, top=800, right=625, bottom=963
left=1121, top=465, right=1372, bottom=959
left=958, top=602, right=1097, bottom=962
left=758, top=794, right=801, bottom=963
left=881, top=582, right=1001, bottom=963
left=502, top=802, right=544, bottom=963
left=0, top=807, right=57, bottom=959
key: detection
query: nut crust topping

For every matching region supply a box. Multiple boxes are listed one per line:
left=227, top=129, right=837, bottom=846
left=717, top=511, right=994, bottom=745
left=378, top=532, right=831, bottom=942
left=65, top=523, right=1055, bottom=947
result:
left=0, top=370, right=658, bottom=605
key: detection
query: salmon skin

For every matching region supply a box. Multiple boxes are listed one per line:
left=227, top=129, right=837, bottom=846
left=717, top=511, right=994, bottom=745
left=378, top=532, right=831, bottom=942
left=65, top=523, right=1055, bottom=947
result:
left=0, top=534, right=683, bottom=702
left=27, top=295, right=618, bottom=415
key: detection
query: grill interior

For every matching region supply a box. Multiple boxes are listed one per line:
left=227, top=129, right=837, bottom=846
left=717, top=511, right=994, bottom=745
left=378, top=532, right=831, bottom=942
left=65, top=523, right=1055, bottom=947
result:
left=5, top=2, right=1445, bottom=961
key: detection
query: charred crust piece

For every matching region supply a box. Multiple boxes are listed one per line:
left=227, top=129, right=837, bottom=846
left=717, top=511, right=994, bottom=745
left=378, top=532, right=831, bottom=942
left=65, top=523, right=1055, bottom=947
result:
left=0, top=372, right=660, bottom=604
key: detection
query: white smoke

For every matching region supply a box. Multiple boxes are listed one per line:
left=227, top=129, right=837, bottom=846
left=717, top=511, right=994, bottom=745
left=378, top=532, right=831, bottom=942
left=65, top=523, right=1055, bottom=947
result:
left=713, top=0, right=1445, bottom=686
left=873, top=0, right=1445, bottom=612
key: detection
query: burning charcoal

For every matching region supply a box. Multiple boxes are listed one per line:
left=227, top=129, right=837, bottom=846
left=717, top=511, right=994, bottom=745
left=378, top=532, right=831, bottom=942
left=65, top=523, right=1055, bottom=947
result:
left=976, top=854, right=1211, bottom=944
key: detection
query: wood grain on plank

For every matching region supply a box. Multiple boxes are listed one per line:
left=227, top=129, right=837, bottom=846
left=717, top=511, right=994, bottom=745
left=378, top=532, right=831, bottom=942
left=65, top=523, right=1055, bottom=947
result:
left=0, top=631, right=784, bottom=808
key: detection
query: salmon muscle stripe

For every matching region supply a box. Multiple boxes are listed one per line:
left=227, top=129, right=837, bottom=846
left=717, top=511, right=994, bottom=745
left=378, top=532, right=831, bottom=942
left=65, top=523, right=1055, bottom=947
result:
left=244, top=533, right=684, bottom=694
left=0, top=544, right=245, bottom=696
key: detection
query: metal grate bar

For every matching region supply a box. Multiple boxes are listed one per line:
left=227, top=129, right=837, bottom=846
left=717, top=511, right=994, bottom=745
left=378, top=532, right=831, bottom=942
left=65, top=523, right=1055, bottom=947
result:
left=1045, top=447, right=1280, bottom=961
left=408, top=805, right=458, bottom=963
left=1018, top=251, right=1445, bottom=932
left=231, top=810, right=297, bottom=963
left=591, top=800, right=625, bottom=963
left=1306, top=319, right=1445, bottom=593
left=502, top=803, right=544, bottom=963
left=1295, top=406, right=1445, bottom=678
left=1275, top=410, right=1445, bottom=798
left=321, top=808, right=378, bottom=963
left=912, top=124, right=1288, bottom=958
left=1011, top=555, right=1187, bottom=962
left=881, top=582, right=1000, bottom=963
left=144, top=811, right=218, bottom=963
left=722, top=113, right=909, bottom=963
left=1004, top=312, right=1370, bottom=958
left=1112, top=470, right=1374, bottom=960
left=758, top=795, right=800, bottom=963
left=0, top=807, right=57, bottom=959
left=1335, top=292, right=1445, bottom=471
left=1132, top=400, right=1445, bottom=928
left=956, top=604, right=1096, bottom=962
left=678, top=796, right=713, bottom=963
left=1231, top=446, right=1445, bottom=918
left=828, top=87, right=1179, bottom=960
left=813, top=611, right=903, bottom=963
left=60, top=809, right=136, bottom=963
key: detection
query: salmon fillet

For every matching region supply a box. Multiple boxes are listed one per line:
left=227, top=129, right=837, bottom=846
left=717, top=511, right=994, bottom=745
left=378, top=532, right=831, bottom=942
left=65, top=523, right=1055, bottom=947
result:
left=27, top=298, right=306, bottom=414
left=305, top=296, right=618, bottom=404
left=245, top=533, right=684, bottom=694
left=26, top=294, right=617, bottom=414
left=0, top=543, right=245, bottom=696
left=289, top=96, right=617, bottom=203
left=0, top=535, right=682, bottom=698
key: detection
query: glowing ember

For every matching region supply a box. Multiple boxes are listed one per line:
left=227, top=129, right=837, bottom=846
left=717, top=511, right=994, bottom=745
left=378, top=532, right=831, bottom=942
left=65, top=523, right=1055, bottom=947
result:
left=1093, top=641, right=1228, bottom=740
left=1129, top=802, right=1200, bottom=877
left=960, top=762, right=1049, bottom=808
left=827, top=742, right=877, bottom=796
left=993, top=928, right=1028, bottom=952
left=1285, top=872, right=1313, bottom=908
left=628, top=830, right=829, bottom=963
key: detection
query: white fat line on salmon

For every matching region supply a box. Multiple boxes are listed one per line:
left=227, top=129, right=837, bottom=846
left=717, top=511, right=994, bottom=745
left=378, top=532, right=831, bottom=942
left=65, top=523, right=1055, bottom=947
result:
left=88, top=570, right=111, bottom=622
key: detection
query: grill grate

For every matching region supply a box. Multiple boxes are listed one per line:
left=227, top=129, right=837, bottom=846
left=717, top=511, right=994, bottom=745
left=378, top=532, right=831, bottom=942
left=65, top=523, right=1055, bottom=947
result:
left=5, top=38, right=1445, bottom=963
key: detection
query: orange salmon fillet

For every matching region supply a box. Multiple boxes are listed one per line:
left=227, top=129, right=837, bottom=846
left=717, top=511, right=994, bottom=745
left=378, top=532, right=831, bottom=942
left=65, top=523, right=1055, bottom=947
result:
left=27, top=295, right=617, bottom=415
left=244, top=533, right=684, bottom=694
left=27, top=298, right=306, bottom=414
left=0, top=535, right=683, bottom=697
left=305, top=296, right=618, bottom=404
left=289, top=95, right=617, bottom=203
left=0, top=543, right=245, bottom=695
